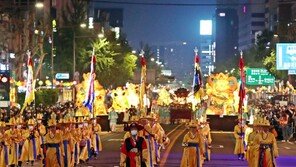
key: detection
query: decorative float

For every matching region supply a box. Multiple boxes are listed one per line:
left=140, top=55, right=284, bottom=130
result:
left=205, top=73, right=238, bottom=115
left=75, top=73, right=107, bottom=116
left=169, top=88, right=192, bottom=123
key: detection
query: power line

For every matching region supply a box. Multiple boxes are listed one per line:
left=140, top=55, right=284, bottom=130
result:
left=90, top=0, right=265, bottom=6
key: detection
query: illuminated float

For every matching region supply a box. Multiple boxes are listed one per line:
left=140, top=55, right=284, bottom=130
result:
left=205, top=73, right=239, bottom=115
left=75, top=73, right=107, bottom=116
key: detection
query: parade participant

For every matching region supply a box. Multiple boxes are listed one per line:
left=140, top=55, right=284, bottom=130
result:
left=253, top=117, right=279, bottom=167
left=246, top=118, right=259, bottom=167
left=233, top=117, right=247, bottom=160
left=79, top=117, right=92, bottom=163
left=151, top=116, right=166, bottom=163
left=44, top=118, right=63, bottom=167
left=120, top=122, right=148, bottom=167
left=60, top=117, right=74, bottom=167
left=91, top=117, right=102, bottom=158
left=138, top=118, right=156, bottom=167
left=15, top=117, right=25, bottom=166
left=36, top=113, right=46, bottom=160
left=0, top=121, right=8, bottom=167
left=200, top=117, right=212, bottom=161
left=72, top=117, right=83, bottom=166
left=5, top=117, right=21, bottom=167
left=180, top=121, right=204, bottom=167
left=108, top=107, right=118, bottom=132
left=19, top=119, right=39, bottom=166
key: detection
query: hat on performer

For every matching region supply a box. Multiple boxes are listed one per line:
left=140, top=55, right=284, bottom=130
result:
left=16, top=117, right=24, bottom=125
left=48, top=118, right=57, bottom=127
left=187, top=120, right=200, bottom=128
left=0, top=121, right=6, bottom=128
left=27, top=119, right=35, bottom=125
left=127, top=122, right=144, bottom=131
left=257, top=116, right=270, bottom=127
left=6, top=117, right=16, bottom=126
left=37, top=113, right=43, bottom=120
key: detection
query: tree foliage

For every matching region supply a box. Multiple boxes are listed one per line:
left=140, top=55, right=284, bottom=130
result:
left=263, top=50, right=287, bottom=79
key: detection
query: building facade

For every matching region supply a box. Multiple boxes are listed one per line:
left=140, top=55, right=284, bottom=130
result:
left=237, top=0, right=265, bottom=50
left=214, top=8, right=238, bottom=69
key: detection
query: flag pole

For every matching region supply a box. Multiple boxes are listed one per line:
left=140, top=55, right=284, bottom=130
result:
left=193, top=47, right=198, bottom=93
left=92, top=47, right=95, bottom=119
left=238, top=50, right=245, bottom=145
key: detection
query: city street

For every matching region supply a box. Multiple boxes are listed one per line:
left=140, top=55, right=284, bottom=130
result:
left=80, top=124, right=296, bottom=167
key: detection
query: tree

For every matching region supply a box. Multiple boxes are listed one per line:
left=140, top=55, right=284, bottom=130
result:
left=263, top=50, right=287, bottom=79
left=80, top=35, right=138, bottom=87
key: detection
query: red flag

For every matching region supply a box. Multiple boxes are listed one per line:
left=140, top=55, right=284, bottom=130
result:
left=141, top=56, right=146, bottom=66
left=238, top=54, right=245, bottom=113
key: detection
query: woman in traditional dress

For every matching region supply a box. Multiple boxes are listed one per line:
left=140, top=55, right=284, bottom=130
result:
left=253, top=117, right=279, bottom=167
left=180, top=121, right=204, bottom=167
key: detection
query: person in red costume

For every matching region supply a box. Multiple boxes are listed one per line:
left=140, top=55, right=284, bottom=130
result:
left=120, top=122, right=148, bottom=167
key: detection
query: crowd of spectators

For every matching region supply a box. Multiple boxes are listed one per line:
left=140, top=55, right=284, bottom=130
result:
left=249, top=100, right=296, bottom=142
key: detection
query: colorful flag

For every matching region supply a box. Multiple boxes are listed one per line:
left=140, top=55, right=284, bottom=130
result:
left=139, top=52, right=147, bottom=115
left=193, top=52, right=202, bottom=95
left=83, top=49, right=96, bottom=112
left=21, top=51, right=35, bottom=113
left=238, top=53, right=245, bottom=113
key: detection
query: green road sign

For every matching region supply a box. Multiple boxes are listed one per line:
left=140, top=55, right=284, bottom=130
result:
left=246, top=68, right=275, bottom=85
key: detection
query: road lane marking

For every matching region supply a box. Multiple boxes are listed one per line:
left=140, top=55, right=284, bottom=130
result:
left=211, top=131, right=234, bottom=134
left=160, top=127, right=187, bottom=167
left=211, top=145, right=224, bottom=148
left=108, top=139, right=123, bottom=142
left=167, top=124, right=183, bottom=136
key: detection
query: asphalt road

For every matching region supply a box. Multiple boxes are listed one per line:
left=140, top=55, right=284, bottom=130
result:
left=23, top=124, right=296, bottom=167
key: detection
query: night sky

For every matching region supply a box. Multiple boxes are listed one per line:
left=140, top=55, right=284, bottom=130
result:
left=93, top=0, right=216, bottom=79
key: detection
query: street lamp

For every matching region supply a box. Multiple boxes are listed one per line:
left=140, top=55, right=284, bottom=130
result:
left=80, top=23, right=87, bottom=28
left=98, top=33, right=104, bottom=39
left=35, top=2, right=44, bottom=8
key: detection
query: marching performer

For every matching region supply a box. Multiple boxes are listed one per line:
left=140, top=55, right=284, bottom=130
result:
left=0, top=121, right=8, bottom=167
left=139, top=118, right=156, bottom=167
left=60, top=117, right=74, bottom=167
left=91, top=117, right=102, bottom=158
left=79, top=118, right=92, bottom=163
left=246, top=118, right=259, bottom=167
left=36, top=113, right=46, bottom=160
left=120, top=122, right=148, bottom=167
left=19, top=119, right=39, bottom=166
left=181, top=121, right=204, bottom=167
left=200, top=117, right=212, bottom=161
left=253, top=117, right=278, bottom=167
left=151, top=116, right=167, bottom=164
left=233, top=117, right=247, bottom=160
left=5, top=117, right=21, bottom=166
left=44, top=118, right=63, bottom=167
left=72, top=117, right=83, bottom=166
